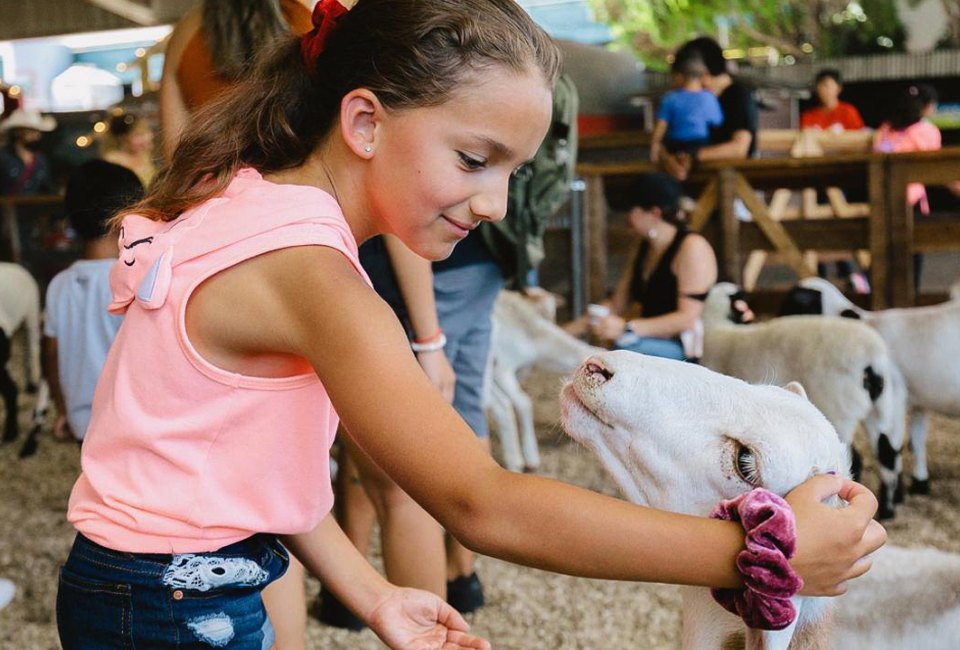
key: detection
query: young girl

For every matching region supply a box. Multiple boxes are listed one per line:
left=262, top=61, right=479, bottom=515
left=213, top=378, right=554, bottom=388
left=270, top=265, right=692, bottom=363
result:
left=58, top=1, right=885, bottom=648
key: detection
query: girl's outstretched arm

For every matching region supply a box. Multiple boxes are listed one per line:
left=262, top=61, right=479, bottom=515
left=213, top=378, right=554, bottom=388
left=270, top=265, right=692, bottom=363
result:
left=282, top=516, right=489, bottom=650
left=188, top=245, right=885, bottom=595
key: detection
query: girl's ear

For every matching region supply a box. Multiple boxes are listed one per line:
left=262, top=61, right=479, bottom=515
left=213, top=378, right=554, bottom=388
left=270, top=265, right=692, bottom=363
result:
left=339, top=88, right=381, bottom=159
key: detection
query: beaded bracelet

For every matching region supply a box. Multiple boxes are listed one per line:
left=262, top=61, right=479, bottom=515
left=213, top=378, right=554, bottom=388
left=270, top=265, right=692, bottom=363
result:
left=709, top=488, right=804, bottom=631
left=411, top=330, right=447, bottom=353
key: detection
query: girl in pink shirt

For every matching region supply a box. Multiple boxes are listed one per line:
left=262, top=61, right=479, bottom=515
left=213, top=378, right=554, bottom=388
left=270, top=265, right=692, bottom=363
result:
left=874, top=84, right=942, bottom=215
left=58, top=1, right=886, bottom=648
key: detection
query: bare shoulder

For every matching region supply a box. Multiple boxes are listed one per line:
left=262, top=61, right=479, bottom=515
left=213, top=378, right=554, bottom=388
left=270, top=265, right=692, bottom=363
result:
left=164, top=8, right=202, bottom=69
left=677, top=232, right=715, bottom=260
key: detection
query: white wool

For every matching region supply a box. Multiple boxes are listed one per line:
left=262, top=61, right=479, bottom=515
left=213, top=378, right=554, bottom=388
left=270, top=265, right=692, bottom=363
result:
left=485, top=290, right=599, bottom=471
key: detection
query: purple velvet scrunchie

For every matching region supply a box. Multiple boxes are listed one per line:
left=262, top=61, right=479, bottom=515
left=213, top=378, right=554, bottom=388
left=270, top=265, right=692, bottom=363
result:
left=710, top=488, right=804, bottom=630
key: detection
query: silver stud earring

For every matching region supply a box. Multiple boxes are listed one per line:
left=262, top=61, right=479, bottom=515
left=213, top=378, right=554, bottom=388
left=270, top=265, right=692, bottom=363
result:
left=363, top=145, right=373, bottom=153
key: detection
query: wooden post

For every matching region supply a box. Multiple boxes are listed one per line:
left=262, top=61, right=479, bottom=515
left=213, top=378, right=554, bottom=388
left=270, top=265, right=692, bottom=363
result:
left=583, top=174, right=608, bottom=304
left=688, top=178, right=718, bottom=232
left=886, top=163, right=913, bottom=307
left=718, top=168, right=741, bottom=284
left=0, top=200, right=20, bottom=263
left=867, top=157, right=889, bottom=309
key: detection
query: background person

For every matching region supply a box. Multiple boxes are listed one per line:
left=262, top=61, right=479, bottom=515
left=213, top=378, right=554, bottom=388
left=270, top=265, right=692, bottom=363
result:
left=649, top=54, right=723, bottom=163
left=565, top=173, right=716, bottom=360
left=44, top=160, right=143, bottom=443
left=660, top=37, right=758, bottom=181
left=800, top=69, right=865, bottom=132
left=160, top=0, right=314, bottom=159
left=0, top=109, right=56, bottom=196
left=100, top=112, right=157, bottom=188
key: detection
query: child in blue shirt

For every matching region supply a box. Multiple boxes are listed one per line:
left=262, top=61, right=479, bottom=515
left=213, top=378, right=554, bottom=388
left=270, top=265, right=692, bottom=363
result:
left=650, top=54, right=723, bottom=161
left=44, top=160, right=143, bottom=441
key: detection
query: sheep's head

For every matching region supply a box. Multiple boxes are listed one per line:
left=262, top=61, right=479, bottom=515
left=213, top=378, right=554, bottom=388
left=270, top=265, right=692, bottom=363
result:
left=704, top=282, right=755, bottom=327
left=781, top=278, right=861, bottom=319
left=560, top=351, right=849, bottom=516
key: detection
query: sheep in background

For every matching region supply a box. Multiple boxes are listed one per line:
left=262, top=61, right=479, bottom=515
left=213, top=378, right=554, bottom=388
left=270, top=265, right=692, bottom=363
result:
left=0, top=262, right=41, bottom=442
left=832, top=544, right=960, bottom=650
left=560, top=351, right=846, bottom=649
left=781, top=276, right=960, bottom=495
left=485, top=290, right=600, bottom=472
left=702, top=283, right=906, bottom=519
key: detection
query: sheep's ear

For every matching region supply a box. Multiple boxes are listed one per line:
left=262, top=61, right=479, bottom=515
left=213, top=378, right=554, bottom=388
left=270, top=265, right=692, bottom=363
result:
left=784, top=381, right=808, bottom=400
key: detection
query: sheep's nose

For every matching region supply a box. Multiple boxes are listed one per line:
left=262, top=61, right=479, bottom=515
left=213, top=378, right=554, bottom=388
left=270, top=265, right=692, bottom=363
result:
left=584, top=360, right=614, bottom=383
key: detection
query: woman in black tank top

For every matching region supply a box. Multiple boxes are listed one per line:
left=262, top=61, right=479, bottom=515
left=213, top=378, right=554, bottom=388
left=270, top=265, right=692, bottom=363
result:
left=567, top=173, right=717, bottom=361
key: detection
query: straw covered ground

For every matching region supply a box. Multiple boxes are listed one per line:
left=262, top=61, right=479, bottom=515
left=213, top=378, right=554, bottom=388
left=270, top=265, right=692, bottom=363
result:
left=2, top=356, right=959, bottom=649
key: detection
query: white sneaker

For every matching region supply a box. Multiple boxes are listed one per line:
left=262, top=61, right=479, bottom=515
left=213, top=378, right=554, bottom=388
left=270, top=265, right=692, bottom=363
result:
left=0, top=578, right=15, bottom=611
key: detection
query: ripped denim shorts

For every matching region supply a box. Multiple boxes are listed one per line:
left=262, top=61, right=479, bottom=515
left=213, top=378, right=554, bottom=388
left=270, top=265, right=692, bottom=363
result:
left=57, top=533, right=289, bottom=649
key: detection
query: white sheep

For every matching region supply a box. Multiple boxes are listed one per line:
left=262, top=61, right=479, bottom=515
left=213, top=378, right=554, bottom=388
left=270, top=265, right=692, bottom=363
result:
left=560, top=350, right=960, bottom=650
left=832, top=544, right=960, bottom=650
left=782, top=276, right=960, bottom=496
left=0, top=262, right=41, bottom=442
left=560, top=350, right=845, bottom=650
left=484, top=290, right=599, bottom=472
left=701, top=283, right=906, bottom=519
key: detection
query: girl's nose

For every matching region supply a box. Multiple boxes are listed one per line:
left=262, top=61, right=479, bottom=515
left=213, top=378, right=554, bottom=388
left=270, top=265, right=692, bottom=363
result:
left=470, top=179, right=510, bottom=223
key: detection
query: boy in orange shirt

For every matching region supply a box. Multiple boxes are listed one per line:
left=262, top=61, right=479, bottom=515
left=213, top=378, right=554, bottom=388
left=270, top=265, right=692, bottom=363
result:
left=800, top=69, right=864, bottom=131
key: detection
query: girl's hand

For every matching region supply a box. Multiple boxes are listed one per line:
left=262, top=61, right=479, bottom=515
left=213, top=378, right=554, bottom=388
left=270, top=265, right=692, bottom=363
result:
left=591, top=314, right=627, bottom=342
left=416, top=349, right=456, bottom=404
left=786, top=474, right=886, bottom=596
left=367, top=587, right=491, bottom=650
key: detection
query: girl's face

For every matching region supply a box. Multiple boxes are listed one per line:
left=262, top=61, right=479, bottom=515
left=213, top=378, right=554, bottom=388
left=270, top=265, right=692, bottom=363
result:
left=368, top=67, right=553, bottom=260
left=628, top=206, right=660, bottom=236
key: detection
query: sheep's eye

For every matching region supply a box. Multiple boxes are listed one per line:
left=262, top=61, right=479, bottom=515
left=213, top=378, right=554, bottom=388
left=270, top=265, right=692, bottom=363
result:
left=735, top=444, right=760, bottom=485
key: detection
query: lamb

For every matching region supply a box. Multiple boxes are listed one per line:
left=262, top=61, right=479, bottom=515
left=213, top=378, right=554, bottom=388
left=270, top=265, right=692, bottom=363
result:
left=701, top=283, right=906, bottom=519
left=781, top=276, right=960, bottom=496
left=560, top=350, right=845, bottom=649
left=0, top=262, right=41, bottom=442
left=484, top=289, right=600, bottom=472
left=560, top=350, right=960, bottom=650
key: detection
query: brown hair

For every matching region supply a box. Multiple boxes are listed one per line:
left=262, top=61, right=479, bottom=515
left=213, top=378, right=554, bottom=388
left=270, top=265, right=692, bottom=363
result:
left=202, top=0, right=290, bottom=81
left=133, top=0, right=561, bottom=223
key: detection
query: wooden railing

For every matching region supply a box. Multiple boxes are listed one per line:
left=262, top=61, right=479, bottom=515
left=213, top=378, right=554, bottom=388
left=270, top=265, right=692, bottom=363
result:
left=574, top=146, right=960, bottom=309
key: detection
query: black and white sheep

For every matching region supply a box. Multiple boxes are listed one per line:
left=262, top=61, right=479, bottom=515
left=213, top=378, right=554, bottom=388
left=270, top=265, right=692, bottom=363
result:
left=782, top=276, right=960, bottom=495
left=702, top=283, right=906, bottom=519
left=0, top=262, right=41, bottom=442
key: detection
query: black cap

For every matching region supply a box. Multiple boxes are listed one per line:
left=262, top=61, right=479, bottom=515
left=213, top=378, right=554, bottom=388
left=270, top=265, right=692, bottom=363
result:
left=607, top=172, right=682, bottom=213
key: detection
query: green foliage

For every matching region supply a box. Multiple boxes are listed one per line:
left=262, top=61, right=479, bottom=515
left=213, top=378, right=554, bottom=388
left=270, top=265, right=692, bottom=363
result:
left=588, top=0, right=908, bottom=71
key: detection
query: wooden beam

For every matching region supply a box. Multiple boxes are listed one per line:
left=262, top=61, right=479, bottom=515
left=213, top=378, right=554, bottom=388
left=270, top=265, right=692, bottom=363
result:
left=84, top=0, right=156, bottom=25
left=688, top=178, right=717, bottom=232
left=733, top=173, right=815, bottom=278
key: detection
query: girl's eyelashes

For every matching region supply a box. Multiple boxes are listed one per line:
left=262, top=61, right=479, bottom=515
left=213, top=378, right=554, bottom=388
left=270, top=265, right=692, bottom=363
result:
left=457, top=152, right=487, bottom=171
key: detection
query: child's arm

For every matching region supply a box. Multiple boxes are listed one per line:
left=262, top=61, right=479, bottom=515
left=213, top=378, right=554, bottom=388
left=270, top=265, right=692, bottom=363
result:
left=650, top=119, right=668, bottom=162
left=382, top=234, right=455, bottom=402
left=282, top=515, right=489, bottom=649
left=189, top=246, right=885, bottom=595
left=42, top=336, right=71, bottom=440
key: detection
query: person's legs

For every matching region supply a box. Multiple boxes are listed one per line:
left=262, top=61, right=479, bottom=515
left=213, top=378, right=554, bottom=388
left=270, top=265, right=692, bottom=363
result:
left=335, top=442, right=377, bottom=554
left=346, top=437, right=447, bottom=595
left=615, top=335, right=686, bottom=361
left=261, top=555, right=306, bottom=650
left=434, top=260, right=503, bottom=612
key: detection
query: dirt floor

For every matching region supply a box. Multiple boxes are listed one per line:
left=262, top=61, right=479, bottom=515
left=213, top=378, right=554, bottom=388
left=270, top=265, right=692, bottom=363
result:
left=2, top=356, right=959, bottom=649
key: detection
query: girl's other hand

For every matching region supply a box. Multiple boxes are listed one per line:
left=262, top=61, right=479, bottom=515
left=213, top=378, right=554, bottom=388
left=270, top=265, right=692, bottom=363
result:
left=416, top=349, right=456, bottom=404
left=786, top=474, right=886, bottom=597
left=367, top=587, right=491, bottom=650
left=591, top=314, right=627, bottom=342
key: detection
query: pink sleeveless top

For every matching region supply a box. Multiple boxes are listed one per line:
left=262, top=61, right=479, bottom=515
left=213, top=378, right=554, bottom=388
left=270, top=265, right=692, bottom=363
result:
left=68, top=168, right=369, bottom=553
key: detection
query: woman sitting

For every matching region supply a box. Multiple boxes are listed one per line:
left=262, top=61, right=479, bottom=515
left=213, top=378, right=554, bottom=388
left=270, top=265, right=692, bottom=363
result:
left=567, top=172, right=717, bottom=360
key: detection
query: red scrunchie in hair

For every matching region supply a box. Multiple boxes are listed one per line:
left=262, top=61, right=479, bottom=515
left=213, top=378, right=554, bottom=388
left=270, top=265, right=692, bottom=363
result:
left=301, top=0, right=354, bottom=77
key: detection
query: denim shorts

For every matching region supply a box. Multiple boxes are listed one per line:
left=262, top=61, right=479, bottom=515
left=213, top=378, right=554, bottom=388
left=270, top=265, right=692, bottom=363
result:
left=57, top=533, right=289, bottom=649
